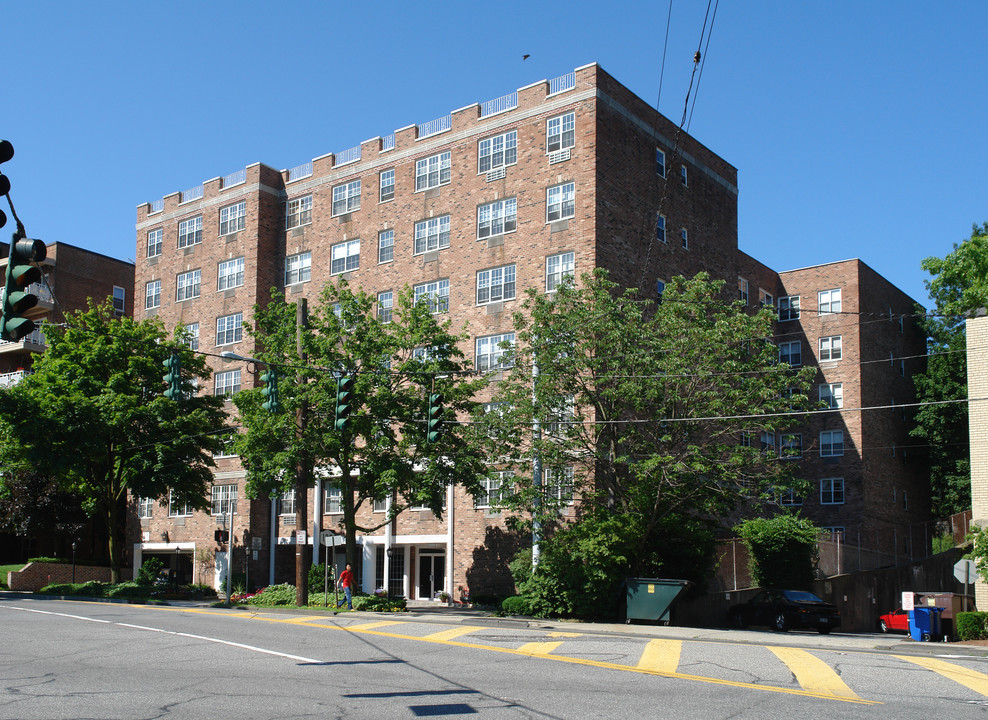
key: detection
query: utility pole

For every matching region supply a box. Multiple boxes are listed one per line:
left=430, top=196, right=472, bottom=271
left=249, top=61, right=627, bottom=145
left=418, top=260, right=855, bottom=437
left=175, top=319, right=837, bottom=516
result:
left=294, top=298, right=309, bottom=606
left=532, top=348, right=542, bottom=568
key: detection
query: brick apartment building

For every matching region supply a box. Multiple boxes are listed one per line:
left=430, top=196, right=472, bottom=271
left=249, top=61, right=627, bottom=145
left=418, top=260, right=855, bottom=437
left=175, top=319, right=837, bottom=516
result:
left=129, top=63, right=928, bottom=597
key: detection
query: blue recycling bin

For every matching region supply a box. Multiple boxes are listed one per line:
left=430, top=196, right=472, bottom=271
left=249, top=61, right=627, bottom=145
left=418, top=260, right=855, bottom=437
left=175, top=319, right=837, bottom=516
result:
left=908, top=607, right=942, bottom=641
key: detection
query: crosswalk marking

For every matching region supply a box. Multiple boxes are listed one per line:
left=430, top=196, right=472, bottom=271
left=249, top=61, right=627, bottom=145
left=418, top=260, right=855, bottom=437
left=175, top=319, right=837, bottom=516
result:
left=636, top=638, right=682, bottom=674
left=421, top=626, right=486, bottom=641
left=768, top=646, right=860, bottom=700
left=518, top=641, right=563, bottom=655
left=894, top=655, right=988, bottom=697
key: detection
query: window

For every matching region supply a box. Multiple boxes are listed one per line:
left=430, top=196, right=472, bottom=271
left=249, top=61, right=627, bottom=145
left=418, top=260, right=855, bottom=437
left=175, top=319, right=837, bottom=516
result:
left=656, top=148, right=666, bottom=178
left=286, top=195, right=312, bottom=229
left=214, top=369, right=241, bottom=397
left=780, top=433, right=802, bottom=459
left=218, top=257, right=244, bottom=291
left=778, top=340, right=801, bottom=367
left=219, top=201, right=246, bottom=235
left=680, top=165, right=688, bottom=186
left=820, top=477, right=845, bottom=505
left=216, top=313, right=243, bottom=345
left=278, top=490, right=296, bottom=516
left=818, top=288, right=841, bottom=315
left=178, top=216, right=202, bottom=248
left=738, top=277, right=749, bottom=304
left=476, top=333, right=515, bottom=372
left=211, top=484, right=238, bottom=515
left=819, top=335, right=842, bottom=361
left=475, top=471, right=509, bottom=509
left=544, top=466, right=574, bottom=504
left=377, top=291, right=393, bottom=323
left=379, top=169, right=395, bottom=202
left=477, top=198, right=517, bottom=239
left=413, top=215, right=450, bottom=254
left=779, top=489, right=803, bottom=506
left=331, top=239, right=360, bottom=274
left=214, top=434, right=236, bottom=458
left=332, top=179, right=361, bottom=216
left=778, top=295, right=800, bottom=321
left=415, top=151, right=451, bottom=192
left=373, top=497, right=388, bottom=513
left=324, top=486, right=342, bottom=514
left=378, top=230, right=394, bottom=263
left=477, top=264, right=516, bottom=305
left=681, top=228, right=688, bottom=249
left=168, top=490, right=193, bottom=518
left=145, top=280, right=161, bottom=310
left=656, top=279, right=665, bottom=303
left=182, top=322, right=199, bottom=351
left=414, top=279, right=450, bottom=314
left=656, top=214, right=666, bottom=243
left=176, top=269, right=201, bottom=301
left=546, top=182, right=575, bottom=222
left=112, top=286, right=126, bottom=314
left=820, top=383, right=843, bottom=409
left=759, top=289, right=774, bottom=307
left=546, top=112, right=575, bottom=153
left=820, top=430, right=844, bottom=457
left=760, top=431, right=776, bottom=455
left=545, top=395, right=575, bottom=435
left=285, top=251, right=311, bottom=286
left=147, top=228, right=163, bottom=258
left=478, top=130, right=517, bottom=173
left=546, top=251, right=575, bottom=292
left=138, top=496, right=154, bottom=519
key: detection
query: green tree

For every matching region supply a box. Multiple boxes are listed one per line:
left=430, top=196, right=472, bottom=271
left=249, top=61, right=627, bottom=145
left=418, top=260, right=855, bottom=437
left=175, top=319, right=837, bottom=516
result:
left=735, top=514, right=820, bottom=589
left=912, top=222, right=988, bottom=516
left=484, top=271, right=816, bottom=595
left=232, top=281, right=488, bottom=604
left=0, top=301, right=227, bottom=581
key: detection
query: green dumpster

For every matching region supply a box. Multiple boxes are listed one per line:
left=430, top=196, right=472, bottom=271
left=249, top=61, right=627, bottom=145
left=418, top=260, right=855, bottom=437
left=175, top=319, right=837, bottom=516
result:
left=625, top=578, right=691, bottom=624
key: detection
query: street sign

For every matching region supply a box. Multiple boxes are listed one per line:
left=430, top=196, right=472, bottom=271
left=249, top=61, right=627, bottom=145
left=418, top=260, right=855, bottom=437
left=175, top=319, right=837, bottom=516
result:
left=321, top=531, right=344, bottom=547
left=901, top=591, right=914, bottom=611
left=953, top=558, right=976, bottom=584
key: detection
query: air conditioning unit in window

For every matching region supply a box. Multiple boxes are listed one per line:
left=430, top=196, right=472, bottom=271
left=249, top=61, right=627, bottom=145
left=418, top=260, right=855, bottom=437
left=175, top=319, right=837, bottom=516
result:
left=548, top=149, right=571, bottom=165
left=486, top=168, right=506, bottom=182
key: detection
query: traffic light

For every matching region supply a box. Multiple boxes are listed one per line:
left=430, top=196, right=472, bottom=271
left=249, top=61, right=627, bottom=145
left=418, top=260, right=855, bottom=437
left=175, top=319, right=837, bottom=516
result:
left=427, top=392, right=444, bottom=443
left=260, top=369, right=279, bottom=413
left=1, top=234, right=47, bottom=342
left=335, top=376, right=354, bottom=432
left=0, top=140, right=12, bottom=230
left=162, top=353, right=182, bottom=399
left=214, top=529, right=229, bottom=543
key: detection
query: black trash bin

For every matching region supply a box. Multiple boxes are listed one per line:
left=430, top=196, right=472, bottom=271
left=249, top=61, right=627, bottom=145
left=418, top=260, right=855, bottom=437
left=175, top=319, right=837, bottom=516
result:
left=625, top=578, right=690, bottom=624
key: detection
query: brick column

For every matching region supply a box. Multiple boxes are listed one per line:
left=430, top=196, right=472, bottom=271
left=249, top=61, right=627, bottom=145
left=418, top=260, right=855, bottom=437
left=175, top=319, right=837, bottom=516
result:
left=966, top=316, right=988, bottom=610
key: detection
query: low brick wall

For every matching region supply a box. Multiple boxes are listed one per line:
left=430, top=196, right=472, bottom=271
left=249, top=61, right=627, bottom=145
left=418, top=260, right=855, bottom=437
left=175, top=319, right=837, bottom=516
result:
left=7, top=562, right=114, bottom=591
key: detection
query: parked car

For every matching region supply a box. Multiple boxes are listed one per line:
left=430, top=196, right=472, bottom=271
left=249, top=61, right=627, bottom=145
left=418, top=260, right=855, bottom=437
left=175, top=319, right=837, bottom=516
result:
left=728, top=589, right=841, bottom=633
left=877, top=607, right=909, bottom=633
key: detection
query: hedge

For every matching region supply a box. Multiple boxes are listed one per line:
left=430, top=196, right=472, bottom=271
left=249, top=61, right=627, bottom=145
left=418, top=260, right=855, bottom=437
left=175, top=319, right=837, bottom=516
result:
left=955, top=612, right=988, bottom=641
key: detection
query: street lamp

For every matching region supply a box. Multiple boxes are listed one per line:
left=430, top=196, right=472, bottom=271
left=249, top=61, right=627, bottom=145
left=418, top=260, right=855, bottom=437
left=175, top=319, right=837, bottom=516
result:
left=386, top=546, right=393, bottom=600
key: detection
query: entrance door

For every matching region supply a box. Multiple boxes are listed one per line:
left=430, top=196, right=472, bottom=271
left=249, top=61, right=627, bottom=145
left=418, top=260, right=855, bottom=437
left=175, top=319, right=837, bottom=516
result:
left=417, top=553, right=445, bottom=600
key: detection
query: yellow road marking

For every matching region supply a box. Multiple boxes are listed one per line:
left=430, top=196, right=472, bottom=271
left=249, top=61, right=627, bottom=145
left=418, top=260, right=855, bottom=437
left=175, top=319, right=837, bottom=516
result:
left=547, top=631, right=581, bottom=638
left=768, top=646, right=860, bottom=700
left=421, top=626, right=485, bottom=641
left=637, top=638, right=682, bottom=674
left=518, top=641, right=563, bottom=655
left=894, top=655, right=988, bottom=697
left=344, top=620, right=406, bottom=631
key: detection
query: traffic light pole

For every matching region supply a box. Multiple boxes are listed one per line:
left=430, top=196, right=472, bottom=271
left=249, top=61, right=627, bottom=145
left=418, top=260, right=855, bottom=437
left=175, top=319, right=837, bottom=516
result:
left=294, top=298, right=309, bottom=607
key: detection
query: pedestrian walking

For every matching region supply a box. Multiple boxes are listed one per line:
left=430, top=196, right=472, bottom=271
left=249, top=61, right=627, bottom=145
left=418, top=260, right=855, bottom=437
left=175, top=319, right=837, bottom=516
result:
left=337, top=563, right=354, bottom=610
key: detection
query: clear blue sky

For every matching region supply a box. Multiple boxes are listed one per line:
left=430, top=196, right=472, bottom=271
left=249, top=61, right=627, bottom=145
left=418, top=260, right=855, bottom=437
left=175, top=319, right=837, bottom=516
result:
left=3, top=1, right=985, bottom=307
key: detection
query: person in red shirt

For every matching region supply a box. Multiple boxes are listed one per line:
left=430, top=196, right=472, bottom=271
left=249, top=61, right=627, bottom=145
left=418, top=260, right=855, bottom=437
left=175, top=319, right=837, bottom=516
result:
left=336, top=563, right=354, bottom=610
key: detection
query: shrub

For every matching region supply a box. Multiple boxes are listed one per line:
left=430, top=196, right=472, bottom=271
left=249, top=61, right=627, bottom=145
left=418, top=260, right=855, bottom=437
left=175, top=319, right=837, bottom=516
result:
left=501, top=595, right=532, bottom=616
left=735, top=514, right=820, bottom=589
left=38, top=583, right=79, bottom=595
left=237, top=583, right=297, bottom=606
left=137, top=557, right=165, bottom=585
left=28, top=557, right=68, bottom=564
left=353, top=594, right=406, bottom=612
left=955, top=612, right=988, bottom=641
left=308, top=563, right=330, bottom=594
left=106, top=582, right=151, bottom=599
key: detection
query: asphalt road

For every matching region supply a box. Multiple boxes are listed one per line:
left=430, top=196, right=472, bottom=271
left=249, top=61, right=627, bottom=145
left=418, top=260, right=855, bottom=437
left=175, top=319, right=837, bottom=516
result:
left=1, top=596, right=986, bottom=719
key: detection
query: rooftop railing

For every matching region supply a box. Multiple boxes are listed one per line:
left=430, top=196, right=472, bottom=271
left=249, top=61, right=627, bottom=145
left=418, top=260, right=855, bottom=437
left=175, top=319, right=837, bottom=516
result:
left=222, top=169, right=246, bottom=188
left=335, top=145, right=361, bottom=166
left=418, top=114, right=451, bottom=139
left=548, top=72, right=576, bottom=96
left=480, top=91, right=518, bottom=118
left=287, top=161, right=313, bottom=182
left=149, top=199, right=164, bottom=214
left=180, top=184, right=203, bottom=203
left=381, top=134, right=395, bottom=152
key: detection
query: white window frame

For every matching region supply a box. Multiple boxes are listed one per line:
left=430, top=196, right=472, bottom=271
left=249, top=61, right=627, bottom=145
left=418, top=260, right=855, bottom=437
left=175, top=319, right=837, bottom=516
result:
left=738, top=277, right=749, bottom=304
left=779, top=489, right=803, bottom=506
left=780, top=433, right=802, bottom=459
left=656, top=214, right=666, bottom=243
left=331, top=239, right=360, bottom=275
left=285, top=251, right=311, bottom=286
left=378, top=229, right=395, bottom=264
left=546, top=182, right=575, bottom=222
left=176, top=269, right=201, bottom=302
left=413, top=215, right=450, bottom=254
left=145, top=280, right=161, bottom=310
left=778, top=295, right=800, bottom=321
left=379, top=169, right=395, bottom=203
left=820, top=383, right=843, bottom=409
left=821, top=477, right=845, bottom=505
left=546, top=251, right=575, bottom=292
left=216, top=313, right=243, bottom=346
left=324, top=486, right=342, bottom=514
left=680, top=227, right=688, bottom=249
left=819, top=335, right=842, bottom=361
left=415, top=151, right=451, bottom=192
left=332, top=179, right=361, bottom=216
left=818, top=288, right=842, bottom=315
left=820, top=430, right=844, bottom=457
left=759, top=289, right=774, bottom=307
left=219, top=201, right=246, bottom=235
left=414, top=279, right=450, bottom=314
left=211, top=484, right=238, bottom=516
left=546, top=112, right=575, bottom=153
left=477, top=264, right=516, bottom=305
left=377, top=291, right=393, bottom=323
left=138, top=496, right=154, bottom=519
left=478, top=130, right=518, bottom=173
left=475, top=471, right=510, bottom=509
left=178, top=216, right=202, bottom=248
left=147, top=228, right=163, bottom=258
left=656, top=147, right=666, bottom=178
left=168, top=490, right=193, bottom=518
left=112, top=286, right=126, bottom=314
left=286, top=195, right=312, bottom=229
left=278, top=490, right=296, bottom=517
left=476, top=333, right=515, bottom=372
left=544, top=466, right=575, bottom=505
left=779, top=340, right=801, bottom=367
left=477, top=198, right=517, bottom=239
left=217, top=257, right=244, bottom=291
left=214, top=369, right=241, bottom=397
left=182, top=322, right=199, bottom=351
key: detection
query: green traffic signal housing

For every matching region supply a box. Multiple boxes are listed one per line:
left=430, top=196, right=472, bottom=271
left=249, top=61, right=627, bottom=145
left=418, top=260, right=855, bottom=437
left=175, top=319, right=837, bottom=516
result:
left=1, top=234, right=47, bottom=342
left=260, top=369, right=279, bottom=413
left=162, top=353, right=182, bottom=399
left=427, top=392, right=444, bottom=443
left=335, top=376, right=354, bottom=432
left=0, top=139, right=13, bottom=230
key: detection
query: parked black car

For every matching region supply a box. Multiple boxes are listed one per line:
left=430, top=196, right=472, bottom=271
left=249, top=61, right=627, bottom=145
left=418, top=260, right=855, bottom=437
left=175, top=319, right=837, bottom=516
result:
left=728, top=590, right=840, bottom=633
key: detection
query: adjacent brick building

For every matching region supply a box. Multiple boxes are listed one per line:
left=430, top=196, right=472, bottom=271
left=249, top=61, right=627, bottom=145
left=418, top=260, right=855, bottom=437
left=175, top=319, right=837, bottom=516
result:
left=129, top=63, right=928, bottom=597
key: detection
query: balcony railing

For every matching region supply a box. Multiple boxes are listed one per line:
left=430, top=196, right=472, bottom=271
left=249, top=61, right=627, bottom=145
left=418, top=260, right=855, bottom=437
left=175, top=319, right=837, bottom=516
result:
left=1, top=282, right=53, bottom=305
left=0, top=328, right=45, bottom=349
left=0, top=370, right=28, bottom=388
left=548, top=72, right=576, bottom=96
left=480, top=91, right=518, bottom=118
left=418, top=114, right=451, bottom=139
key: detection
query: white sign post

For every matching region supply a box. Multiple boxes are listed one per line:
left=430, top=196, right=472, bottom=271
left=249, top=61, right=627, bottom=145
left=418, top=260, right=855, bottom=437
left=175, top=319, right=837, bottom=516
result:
left=901, top=591, right=914, bottom=612
left=954, top=558, right=976, bottom=611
